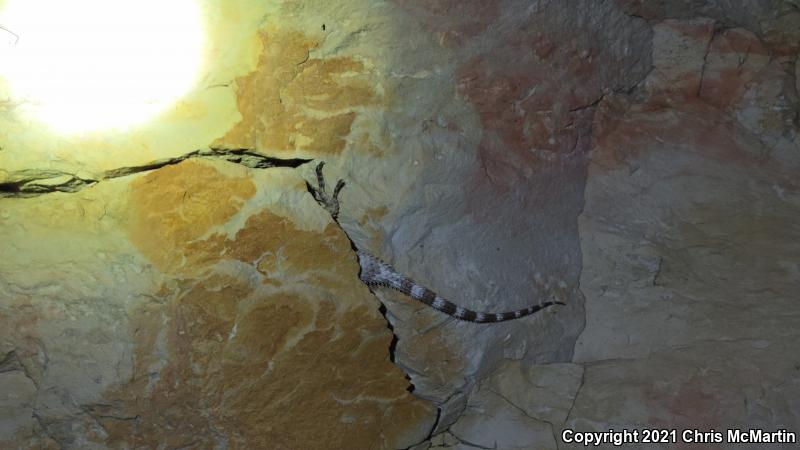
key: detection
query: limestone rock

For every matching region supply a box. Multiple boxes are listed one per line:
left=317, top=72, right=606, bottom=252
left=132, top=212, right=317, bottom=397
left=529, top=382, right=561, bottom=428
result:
left=564, top=341, right=800, bottom=450
left=761, top=8, right=800, bottom=55
left=376, top=0, right=650, bottom=408
left=571, top=5, right=800, bottom=447
left=448, top=389, right=557, bottom=450
left=645, top=18, right=716, bottom=100
left=0, top=162, right=435, bottom=449
left=430, top=391, right=469, bottom=436
left=618, top=0, right=800, bottom=53
left=699, top=27, right=772, bottom=108
left=423, top=361, right=584, bottom=450
left=0, top=353, right=39, bottom=444
left=486, top=361, right=584, bottom=428
left=2, top=0, right=797, bottom=447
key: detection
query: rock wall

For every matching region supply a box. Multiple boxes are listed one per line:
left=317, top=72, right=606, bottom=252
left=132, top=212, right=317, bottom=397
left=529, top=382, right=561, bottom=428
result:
left=0, top=1, right=446, bottom=448
left=1, top=0, right=798, bottom=449
left=0, top=163, right=435, bottom=449
left=566, top=5, right=800, bottom=448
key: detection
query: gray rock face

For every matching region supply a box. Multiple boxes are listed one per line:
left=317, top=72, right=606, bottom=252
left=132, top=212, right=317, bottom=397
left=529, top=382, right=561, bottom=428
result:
left=426, top=361, right=583, bottom=450
left=378, top=0, right=650, bottom=411
left=449, top=390, right=558, bottom=450
left=428, top=1, right=799, bottom=448
left=562, top=1, right=800, bottom=448
left=618, top=0, right=800, bottom=52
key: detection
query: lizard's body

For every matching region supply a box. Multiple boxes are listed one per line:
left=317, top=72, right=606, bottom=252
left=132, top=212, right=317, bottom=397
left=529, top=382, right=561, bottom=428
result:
left=307, top=162, right=563, bottom=323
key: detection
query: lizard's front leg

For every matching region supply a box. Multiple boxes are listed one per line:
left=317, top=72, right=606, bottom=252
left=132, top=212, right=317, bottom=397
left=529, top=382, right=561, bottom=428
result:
left=306, top=161, right=345, bottom=221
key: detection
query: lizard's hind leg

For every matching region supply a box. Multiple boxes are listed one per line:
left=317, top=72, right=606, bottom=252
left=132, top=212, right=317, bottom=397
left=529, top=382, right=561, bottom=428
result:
left=306, top=161, right=346, bottom=221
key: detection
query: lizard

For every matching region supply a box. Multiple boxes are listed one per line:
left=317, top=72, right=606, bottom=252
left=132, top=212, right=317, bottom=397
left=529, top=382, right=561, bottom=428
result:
left=306, top=161, right=564, bottom=323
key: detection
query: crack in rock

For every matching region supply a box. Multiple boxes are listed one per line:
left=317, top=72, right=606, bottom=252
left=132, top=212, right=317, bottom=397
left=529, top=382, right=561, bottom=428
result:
left=485, top=388, right=561, bottom=450
left=0, top=348, right=40, bottom=389
left=697, top=22, right=725, bottom=98
left=447, top=430, right=496, bottom=449
left=0, top=170, right=98, bottom=197
left=0, top=349, right=23, bottom=373
left=1, top=147, right=311, bottom=198
left=81, top=403, right=140, bottom=422
left=31, top=410, right=66, bottom=448
left=563, top=366, right=586, bottom=426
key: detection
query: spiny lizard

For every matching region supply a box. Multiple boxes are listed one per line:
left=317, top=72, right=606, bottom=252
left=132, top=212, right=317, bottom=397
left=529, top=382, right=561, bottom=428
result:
left=307, top=161, right=564, bottom=323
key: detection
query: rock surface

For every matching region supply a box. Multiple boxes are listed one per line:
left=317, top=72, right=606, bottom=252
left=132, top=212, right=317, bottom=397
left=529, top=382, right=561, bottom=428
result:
left=0, top=163, right=435, bottom=449
left=413, top=1, right=799, bottom=449
left=566, top=6, right=800, bottom=450
left=1, top=0, right=798, bottom=448
left=374, top=0, right=648, bottom=419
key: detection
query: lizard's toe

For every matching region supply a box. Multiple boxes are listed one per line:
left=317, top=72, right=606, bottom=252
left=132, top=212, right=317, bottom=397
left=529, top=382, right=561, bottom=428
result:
left=307, top=161, right=344, bottom=220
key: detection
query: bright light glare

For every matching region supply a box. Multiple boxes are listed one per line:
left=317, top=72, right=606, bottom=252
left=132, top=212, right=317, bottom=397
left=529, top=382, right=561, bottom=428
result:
left=0, top=0, right=205, bottom=133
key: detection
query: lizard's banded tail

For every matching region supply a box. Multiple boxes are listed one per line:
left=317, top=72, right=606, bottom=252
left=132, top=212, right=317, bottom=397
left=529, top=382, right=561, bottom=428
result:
left=356, top=250, right=564, bottom=323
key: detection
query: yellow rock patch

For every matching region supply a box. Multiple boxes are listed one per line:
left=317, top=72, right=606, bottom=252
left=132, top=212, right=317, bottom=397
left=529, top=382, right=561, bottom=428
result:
left=215, top=27, right=379, bottom=156
left=117, top=162, right=434, bottom=448
left=127, top=159, right=256, bottom=274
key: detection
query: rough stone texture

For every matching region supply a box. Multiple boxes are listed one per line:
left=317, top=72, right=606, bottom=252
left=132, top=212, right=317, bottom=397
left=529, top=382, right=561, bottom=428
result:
left=1, top=1, right=444, bottom=447
left=567, top=4, right=800, bottom=449
left=214, top=27, right=381, bottom=156
left=567, top=342, right=799, bottom=450
left=449, top=391, right=556, bottom=450
left=486, top=361, right=584, bottom=429
left=2, top=0, right=798, bottom=448
left=371, top=0, right=650, bottom=420
left=431, top=361, right=583, bottom=450
left=0, top=162, right=435, bottom=449
left=415, top=1, right=799, bottom=448
left=578, top=96, right=800, bottom=356
left=617, top=0, right=800, bottom=54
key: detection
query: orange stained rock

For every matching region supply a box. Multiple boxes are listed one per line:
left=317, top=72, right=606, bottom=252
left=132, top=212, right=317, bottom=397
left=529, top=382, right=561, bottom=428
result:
left=127, top=159, right=256, bottom=274
left=216, top=27, right=380, bottom=157
left=120, top=160, right=435, bottom=449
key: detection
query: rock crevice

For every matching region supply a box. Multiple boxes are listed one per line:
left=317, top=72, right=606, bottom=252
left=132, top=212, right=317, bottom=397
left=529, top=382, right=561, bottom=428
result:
left=0, top=148, right=311, bottom=198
